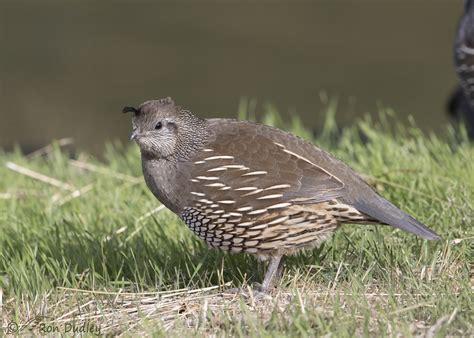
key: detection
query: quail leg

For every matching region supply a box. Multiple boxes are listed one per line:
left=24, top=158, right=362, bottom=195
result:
left=225, top=255, right=285, bottom=297
left=257, top=255, right=285, bottom=293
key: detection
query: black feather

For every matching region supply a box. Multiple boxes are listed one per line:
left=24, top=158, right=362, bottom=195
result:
left=122, top=106, right=139, bottom=115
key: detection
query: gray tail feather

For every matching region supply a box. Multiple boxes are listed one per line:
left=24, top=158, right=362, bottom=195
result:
left=350, top=196, right=441, bottom=240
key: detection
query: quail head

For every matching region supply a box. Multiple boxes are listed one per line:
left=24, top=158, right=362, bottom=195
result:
left=123, top=97, right=440, bottom=293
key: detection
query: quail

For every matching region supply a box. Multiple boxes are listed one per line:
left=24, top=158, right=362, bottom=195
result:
left=123, top=97, right=440, bottom=293
left=450, top=0, right=474, bottom=138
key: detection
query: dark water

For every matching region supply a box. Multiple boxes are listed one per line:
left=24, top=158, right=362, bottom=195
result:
left=0, top=1, right=463, bottom=154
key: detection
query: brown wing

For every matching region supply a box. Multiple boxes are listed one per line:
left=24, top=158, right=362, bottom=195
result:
left=177, top=119, right=345, bottom=215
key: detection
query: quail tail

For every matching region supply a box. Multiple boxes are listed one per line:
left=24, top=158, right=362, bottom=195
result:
left=348, top=195, right=441, bottom=240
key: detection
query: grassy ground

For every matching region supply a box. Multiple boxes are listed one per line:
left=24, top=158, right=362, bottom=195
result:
left=0, top=105, right=472, bottom=336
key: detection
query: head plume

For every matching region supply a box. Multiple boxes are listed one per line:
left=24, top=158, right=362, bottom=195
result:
left=122, top=97, right=175, bottom=116
left=122, top=106, right=139, bottom=115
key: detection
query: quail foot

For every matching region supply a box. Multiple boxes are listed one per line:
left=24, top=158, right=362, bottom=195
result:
left=123, top=97, right=440, bottom=294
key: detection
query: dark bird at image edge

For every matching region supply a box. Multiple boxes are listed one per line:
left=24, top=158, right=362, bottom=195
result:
left=448, top=0, right=474, bottom=138
left=123, top=97, right=440, bottom=293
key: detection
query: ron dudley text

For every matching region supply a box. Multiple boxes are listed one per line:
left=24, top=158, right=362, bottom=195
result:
left=39, top=322, right=101, bottom=335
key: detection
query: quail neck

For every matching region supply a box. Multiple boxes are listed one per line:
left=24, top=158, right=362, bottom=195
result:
left=126, top=98, right=212, bottom=213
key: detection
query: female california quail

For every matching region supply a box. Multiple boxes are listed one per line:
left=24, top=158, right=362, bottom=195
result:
left=450, top=0, right=474, bottom=138
left=123, top=97, right=440, bottom=293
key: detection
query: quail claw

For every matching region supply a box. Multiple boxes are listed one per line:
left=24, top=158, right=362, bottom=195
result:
left=222, top=284, right=273, bottom=301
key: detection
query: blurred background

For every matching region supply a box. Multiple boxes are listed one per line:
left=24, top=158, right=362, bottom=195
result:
left=0, top=1, right=464, bottom=155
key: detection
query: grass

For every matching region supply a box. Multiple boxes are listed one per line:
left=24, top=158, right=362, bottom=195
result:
left=0, top=103, right=472, bottom=336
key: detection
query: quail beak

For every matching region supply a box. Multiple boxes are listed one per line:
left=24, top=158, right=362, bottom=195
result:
left=130, top=129, right=139, bottom=141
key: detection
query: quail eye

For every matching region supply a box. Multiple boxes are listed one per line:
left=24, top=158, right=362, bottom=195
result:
left=155, top=122, right=162, bottom=130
